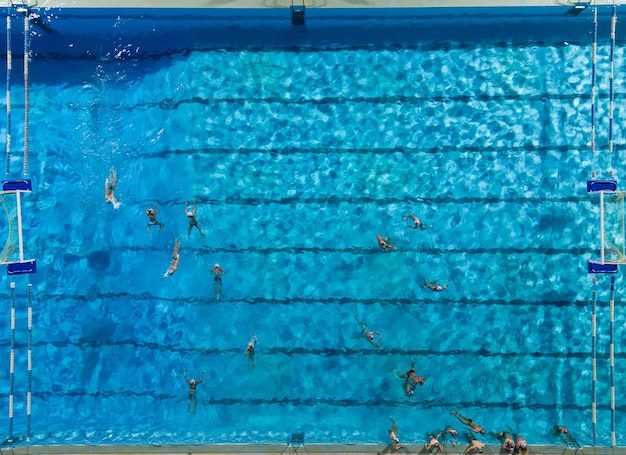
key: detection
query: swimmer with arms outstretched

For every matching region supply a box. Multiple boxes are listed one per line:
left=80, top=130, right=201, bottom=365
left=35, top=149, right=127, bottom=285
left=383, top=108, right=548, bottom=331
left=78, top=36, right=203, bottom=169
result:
left=163, top=238, right=181, bottom=278
left=185, top=201, right=205, bottom=237
left=450, top=410, right=485, bottom=434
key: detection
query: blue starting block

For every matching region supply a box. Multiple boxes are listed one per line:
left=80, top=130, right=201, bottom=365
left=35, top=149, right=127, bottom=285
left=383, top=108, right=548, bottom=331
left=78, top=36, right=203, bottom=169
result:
left=587, top=180, right=617, bottom=193
left=7, top=260, right=36, bottom=275
left=2, top=180, right=31, bottom=192
left=588, top=261, right=618, bottom=274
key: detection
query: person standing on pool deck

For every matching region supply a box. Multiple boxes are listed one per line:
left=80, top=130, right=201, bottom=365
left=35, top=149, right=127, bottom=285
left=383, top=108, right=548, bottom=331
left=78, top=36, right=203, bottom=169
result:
left=185, top=200, right=205, bottom=237
left=163, top=238, right=181, bottom=278
left=146, top=206, right=164, bottom=234
left=353, top=314, right=383, bottom=348
left=184, top=370, right=204, bottom=415
left=104, top=166, right=121, bottom=209
left=450, top=410, right=486, bottom=434
left=209, top=263, right=227, bottom=300
left=424, top=279, right=449, bottom=292
left=388, top=416, right=404, bottom=452
left=376, top=233, right=396, bottom=252
left=245, top=331, right=257, bottom=372
left=403, top=213, right=430, bottom=230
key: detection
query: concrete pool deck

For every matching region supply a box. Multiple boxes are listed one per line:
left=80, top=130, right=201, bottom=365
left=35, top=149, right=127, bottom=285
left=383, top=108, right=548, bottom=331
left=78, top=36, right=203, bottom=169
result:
left=1, top=0, right=626, bottom=8
left=4, top=445, right=626, bottom=455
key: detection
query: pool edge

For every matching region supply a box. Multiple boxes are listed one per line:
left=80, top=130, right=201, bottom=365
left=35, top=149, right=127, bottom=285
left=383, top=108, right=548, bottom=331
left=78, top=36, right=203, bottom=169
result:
left=7, top=445, right=626, bottom=454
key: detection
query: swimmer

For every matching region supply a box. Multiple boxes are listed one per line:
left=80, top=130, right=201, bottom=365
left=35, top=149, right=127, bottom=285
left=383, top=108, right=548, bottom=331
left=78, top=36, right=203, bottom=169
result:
left=394, top=358, right=425, bottom=397
left=425, top=434, right=443, bottom=452
left=163, top=238, right=181, bottom=278
left=184, top=370, right=204, bottom=415
left=553, top=425, right=580, bottom=449
left=403, top=213, right=430, bottom=230
left=185, top=201, right=205, bottom=237
left=463, top=436, right=485, bottom=455
left=353, top=314, right=383, bottom=348
left=376, top=233, right=397, bottom=252
left=209, top=263, right=227, bottom=300
left=245, top=331, right=257, bottom=372
left=104, top=166, right=121, bottom=209
left=146, top=206, right=164, bottom=234
left=424, top=279, right=449, bottom=292
left=450, top=410, right=486, bottom=434
left=440, top=427, right=458, bottom=447
left=515, top=435, right=528, bottom=455
left=496, top=431, right=515, bottom=453
left=388, top=416, right=404, bottom=452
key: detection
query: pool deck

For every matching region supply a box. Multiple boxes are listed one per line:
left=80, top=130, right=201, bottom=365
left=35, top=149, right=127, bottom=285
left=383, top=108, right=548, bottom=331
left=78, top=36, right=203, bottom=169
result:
left=4, top=445, right=626, bottom=455
left=1, top=0, right=626, bottom=8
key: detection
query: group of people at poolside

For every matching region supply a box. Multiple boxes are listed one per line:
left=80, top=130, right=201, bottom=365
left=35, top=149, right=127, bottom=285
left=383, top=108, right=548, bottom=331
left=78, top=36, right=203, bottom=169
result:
left=105, top=167, right=227, bottom=298
left=388, top=412, right=580, bottom=453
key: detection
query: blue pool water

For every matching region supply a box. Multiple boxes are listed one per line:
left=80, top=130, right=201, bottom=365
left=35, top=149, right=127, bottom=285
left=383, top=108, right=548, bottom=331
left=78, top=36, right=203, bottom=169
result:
left=0, top=4, right=624, bottom=448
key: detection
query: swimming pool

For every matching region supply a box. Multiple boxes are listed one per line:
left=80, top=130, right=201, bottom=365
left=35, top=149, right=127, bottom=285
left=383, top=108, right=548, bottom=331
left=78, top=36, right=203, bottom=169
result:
left=0, top=4, right=624, bottom=448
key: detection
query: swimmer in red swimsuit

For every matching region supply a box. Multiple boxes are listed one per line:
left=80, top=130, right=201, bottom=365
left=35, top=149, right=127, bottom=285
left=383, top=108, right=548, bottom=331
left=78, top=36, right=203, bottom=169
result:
left=376, top=233, right=396, bottom=252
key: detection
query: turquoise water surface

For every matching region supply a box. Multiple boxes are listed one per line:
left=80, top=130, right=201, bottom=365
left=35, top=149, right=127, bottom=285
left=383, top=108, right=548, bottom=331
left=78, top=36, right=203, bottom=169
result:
left=0, top=5, right=624, bottom=448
